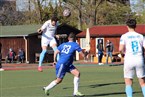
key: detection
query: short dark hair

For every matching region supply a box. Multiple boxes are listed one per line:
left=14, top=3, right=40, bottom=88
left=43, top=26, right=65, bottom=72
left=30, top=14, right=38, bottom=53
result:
left=126, top=19, right=137, bottom=29
left=51, top=16, right=58, bottom=22
left=68, top=32, right=75, bottom=39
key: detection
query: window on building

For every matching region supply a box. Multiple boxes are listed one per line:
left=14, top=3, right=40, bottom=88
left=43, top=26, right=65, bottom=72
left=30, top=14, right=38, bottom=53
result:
left=80, top=38, right=86, bottom=49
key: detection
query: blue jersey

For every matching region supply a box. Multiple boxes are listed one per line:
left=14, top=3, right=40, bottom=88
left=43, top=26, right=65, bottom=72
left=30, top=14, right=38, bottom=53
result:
left=57, top=42, right=82, bottom=65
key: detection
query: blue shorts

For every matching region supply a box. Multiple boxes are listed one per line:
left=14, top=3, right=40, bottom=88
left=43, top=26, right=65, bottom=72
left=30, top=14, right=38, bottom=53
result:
left=55, top=63, right=76, bottom=79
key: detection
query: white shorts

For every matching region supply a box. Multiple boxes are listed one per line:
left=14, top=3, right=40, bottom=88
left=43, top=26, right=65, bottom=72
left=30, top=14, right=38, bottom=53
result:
left=41, top=37, right=57, bottom=47
left=124, top=57, right=145, bottom=79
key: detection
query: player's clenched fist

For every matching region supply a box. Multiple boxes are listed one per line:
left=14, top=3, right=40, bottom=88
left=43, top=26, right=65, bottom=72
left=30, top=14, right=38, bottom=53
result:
left=37, top=28, right=43, bottom=33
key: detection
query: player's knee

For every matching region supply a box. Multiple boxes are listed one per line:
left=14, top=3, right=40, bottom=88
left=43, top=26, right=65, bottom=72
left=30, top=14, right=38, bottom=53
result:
left=56, top=78, right=63, bottom=84
left=57, top=80, right=62, bottom=84
left=52, top=46, right=58, bottom=51
left=53, top=43, right=57, bottom=47
left=75, top=72, right=80, bottom=77
left=139, top=82, right=145, bottom=87
left=51, top=43, right=57, bottom=48
left=41, top=50, right=47, bottom=54
left=139, top=78, right=145, bottom=86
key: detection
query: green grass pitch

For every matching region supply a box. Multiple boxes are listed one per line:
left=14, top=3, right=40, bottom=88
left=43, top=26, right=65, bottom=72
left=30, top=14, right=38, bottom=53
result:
left=0, top=65, right=143, bottom=97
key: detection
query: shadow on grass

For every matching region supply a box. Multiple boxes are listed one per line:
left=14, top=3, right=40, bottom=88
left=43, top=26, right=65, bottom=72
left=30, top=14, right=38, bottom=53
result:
left=89, top=82, right=125, bottom=88
left=63, top=82, right=141, bottom=97
left=85, top=92, right=125, bottom=97
left=64, top=91, right=141, bottom=97
left=63, top=82, right=125, bottom=89
left=85, top=91, right=141, bottom=97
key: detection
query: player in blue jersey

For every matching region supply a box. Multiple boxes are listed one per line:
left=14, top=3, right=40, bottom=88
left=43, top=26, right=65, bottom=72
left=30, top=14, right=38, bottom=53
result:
left=119, top=19, right=145, bottom=97
left=43, top=33, right=85, bottom=96
left=37, top=16, right=59, bottom=72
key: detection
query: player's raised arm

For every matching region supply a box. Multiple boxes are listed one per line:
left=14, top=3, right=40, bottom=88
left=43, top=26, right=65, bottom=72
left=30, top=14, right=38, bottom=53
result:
left=37, top=21, right=49, bottom=34
left=55, top=35, right=60, bottom=39
left=78, top=50, right=86, bottom=60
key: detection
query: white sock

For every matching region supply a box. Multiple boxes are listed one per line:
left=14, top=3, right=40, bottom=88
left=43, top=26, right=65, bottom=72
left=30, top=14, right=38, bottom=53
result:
left=45, top=80, right=57, bottom=90
left=74, top=76, right=79, bottom=94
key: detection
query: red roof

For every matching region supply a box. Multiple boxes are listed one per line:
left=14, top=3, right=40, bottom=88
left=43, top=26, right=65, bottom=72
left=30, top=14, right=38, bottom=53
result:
left=77, top=24, right=145, bottom=37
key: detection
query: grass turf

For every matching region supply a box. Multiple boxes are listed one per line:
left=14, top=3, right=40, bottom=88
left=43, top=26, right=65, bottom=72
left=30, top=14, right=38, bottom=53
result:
left=0, top=65, right=143, bottom=97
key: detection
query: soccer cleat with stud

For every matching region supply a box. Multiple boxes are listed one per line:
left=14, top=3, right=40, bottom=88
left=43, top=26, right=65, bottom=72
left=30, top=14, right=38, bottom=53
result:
left=43, top=87, right=49, bottom=96
left=38, top=66, right=43, bottom=72
left=45, top=89, right=49, bottom=96
left=74, top=92, right=85, bottom=97
left=43, top=87, right=45, bottom=90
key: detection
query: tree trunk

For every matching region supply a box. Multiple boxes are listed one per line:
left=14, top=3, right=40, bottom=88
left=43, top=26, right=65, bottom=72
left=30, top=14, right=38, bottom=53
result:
left=78, top=0, right=82, bottom=30
left=37, top=0, right=43, bottom=23
left=88, top=0, right=97, bottom=27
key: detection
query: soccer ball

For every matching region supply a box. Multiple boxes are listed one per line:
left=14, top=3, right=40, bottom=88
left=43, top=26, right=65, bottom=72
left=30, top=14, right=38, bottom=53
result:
left=63, top=8, right=71, bottom=17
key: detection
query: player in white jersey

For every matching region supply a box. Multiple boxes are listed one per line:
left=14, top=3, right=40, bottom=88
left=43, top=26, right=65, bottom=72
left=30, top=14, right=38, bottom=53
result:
left=119, top=19, right=145, bottom=97
left=37, top=16, right=59, bottom=72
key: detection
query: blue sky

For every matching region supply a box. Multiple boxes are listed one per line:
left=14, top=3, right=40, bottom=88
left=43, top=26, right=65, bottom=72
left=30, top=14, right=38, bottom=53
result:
left=16, top=0, right=57, bottom=11
left=130, top=0, right=145, bottom=13
left=130, top=0, right=137, bottom=4
left=16, top=0, right=144, bottom=12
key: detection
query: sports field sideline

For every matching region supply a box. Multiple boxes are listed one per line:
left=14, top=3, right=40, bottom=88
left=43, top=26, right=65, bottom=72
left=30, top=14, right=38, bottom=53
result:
left=1, top=61, right=123, bottom=71
left=0, top=62, right=143, bottom=97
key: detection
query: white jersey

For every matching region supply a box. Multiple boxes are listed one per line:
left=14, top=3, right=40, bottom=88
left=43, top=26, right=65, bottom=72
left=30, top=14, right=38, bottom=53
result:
left=120, top=31, right=145, bottom=59
left=41, top=20, right=58, bottom=39
left=120, top=32, right=145, bottom=78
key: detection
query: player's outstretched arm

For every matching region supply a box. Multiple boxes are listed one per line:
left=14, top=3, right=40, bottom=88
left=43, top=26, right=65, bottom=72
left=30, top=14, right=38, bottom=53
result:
left=79, top=51, right=86, bottom=59
left=55, top=35, right=60, bottom=39
left=55, top=34, right=67, bottom=39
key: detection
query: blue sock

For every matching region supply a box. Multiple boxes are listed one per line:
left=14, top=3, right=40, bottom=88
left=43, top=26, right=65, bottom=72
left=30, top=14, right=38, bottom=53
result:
left=38, top=50, right=47, bottom=67
left=126, top=85, right=133, bottom=97
left=141, top=86, right=145, bottom=97
left=52, top=47, right=59, bottom=61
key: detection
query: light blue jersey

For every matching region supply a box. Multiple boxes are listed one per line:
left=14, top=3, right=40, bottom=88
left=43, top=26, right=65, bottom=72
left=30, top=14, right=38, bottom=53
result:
left=120, top=32, right=145, bottom=58
left=55, top=41, right=82, bottom=78
left=41, top=20, right=58, bottom=38
left=40, top=20, right=59, bottom=47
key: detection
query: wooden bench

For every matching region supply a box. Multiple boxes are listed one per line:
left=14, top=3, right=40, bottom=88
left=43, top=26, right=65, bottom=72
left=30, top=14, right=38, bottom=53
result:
left=35, top=53, right=40, bottom=63
left=93, top=52, right=122, bottom=63
left=4, top=57, right=19, bottom=63
left=35, top=50, right=54, bottom=63
left=94, top=56, right=112, bottom=63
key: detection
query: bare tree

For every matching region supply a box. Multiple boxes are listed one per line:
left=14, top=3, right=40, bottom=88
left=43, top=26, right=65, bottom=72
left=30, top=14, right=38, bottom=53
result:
left=62, top=0, right=132, bottom=29
left=0, top=2, right=25, bottom=25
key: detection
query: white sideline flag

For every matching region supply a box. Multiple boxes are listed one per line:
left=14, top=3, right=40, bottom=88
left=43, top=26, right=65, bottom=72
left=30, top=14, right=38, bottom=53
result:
left=85, top=28, right=90, bottom=51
